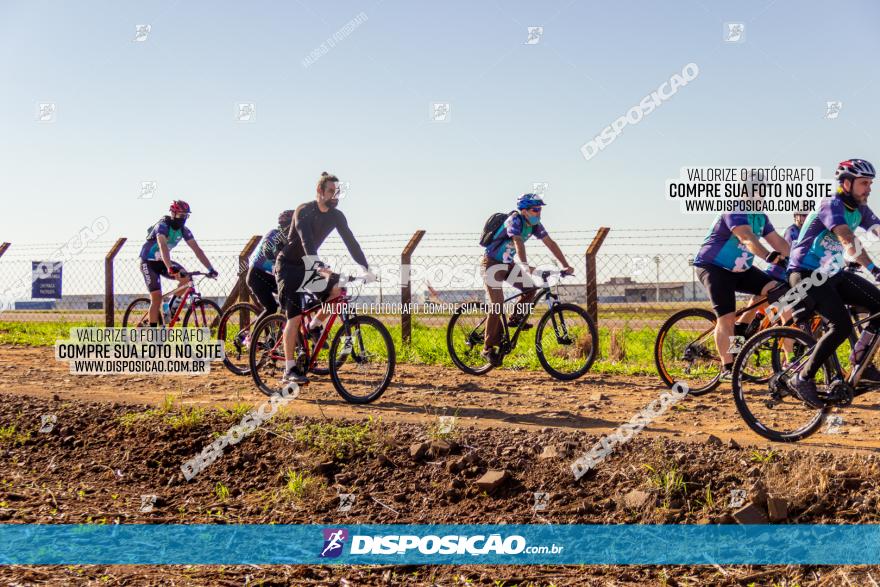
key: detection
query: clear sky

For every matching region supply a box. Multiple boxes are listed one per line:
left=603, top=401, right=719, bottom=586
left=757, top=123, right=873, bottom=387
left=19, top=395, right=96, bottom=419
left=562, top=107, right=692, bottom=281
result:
left=1, top=0, right=878, bottom=245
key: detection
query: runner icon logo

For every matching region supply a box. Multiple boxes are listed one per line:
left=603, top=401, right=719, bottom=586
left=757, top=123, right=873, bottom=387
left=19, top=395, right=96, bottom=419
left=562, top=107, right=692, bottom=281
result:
left=320, top=528, right=349, bottom=558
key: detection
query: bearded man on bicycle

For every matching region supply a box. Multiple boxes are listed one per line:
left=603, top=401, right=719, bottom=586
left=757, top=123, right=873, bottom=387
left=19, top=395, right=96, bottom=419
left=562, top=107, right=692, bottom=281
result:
left=480, top=193, right=573, bottom=367
left=275, top=172, right=372, bottom=385
left=788, top=159, right=880, bottom=407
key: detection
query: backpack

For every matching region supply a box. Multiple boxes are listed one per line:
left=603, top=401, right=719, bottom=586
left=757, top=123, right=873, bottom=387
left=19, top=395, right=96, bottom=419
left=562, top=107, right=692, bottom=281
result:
left=479, top=211, right=514, bottom=247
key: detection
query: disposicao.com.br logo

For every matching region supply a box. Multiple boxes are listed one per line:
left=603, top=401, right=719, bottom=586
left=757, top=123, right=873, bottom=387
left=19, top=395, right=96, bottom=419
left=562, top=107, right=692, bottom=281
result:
left=319, top=528, right=564, bottom=558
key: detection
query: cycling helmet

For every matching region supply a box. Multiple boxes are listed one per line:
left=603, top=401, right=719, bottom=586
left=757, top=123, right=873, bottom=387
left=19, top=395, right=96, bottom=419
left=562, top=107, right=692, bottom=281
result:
left=835, top=159, right=876, bottom=182
left=278, top=209, right=295, bottom=228
left=169, top=200, right=191, bottom=215
left=516, top=193, right=546, bottom=210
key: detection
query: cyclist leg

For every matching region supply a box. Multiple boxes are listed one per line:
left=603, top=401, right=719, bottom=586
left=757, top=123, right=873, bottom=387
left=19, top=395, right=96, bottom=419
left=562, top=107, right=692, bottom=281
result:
left=796, top=271, right=851, bottom=380
left=141, top=260, right=164, bottom=324
left=695, top=265, right=739, bottom=372
left=277, top=262, right=307, bottom=384
left=504, top=263, right=538, bottom=326
left=836, top=270, right=880, bottom=376
left=481, top=258, right=508, bottom=359
left=306, top=272, right=340, bottom=339
left=246, top=267, right=278, bottom=322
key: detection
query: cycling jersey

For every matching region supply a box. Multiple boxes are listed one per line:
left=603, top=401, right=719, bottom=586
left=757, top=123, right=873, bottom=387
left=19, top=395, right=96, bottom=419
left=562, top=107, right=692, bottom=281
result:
left=485, top=212, right=548, bottom=263
left=139, top=218, right=194, bottom=261
left=252, top=228, right=285, bottom=274
left=693, top=213, right=775, bottom=272
left=783, top=223, right=801, bottom=246
left=277, top=201, right=368, bottom=268
left=789, top=196, right=880, bottom=275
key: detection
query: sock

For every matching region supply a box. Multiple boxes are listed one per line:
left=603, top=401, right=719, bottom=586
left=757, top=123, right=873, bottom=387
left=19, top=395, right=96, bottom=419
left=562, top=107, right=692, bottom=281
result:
left=149, top=322, right=158, bottom=327
left=723, top=362, right=733, bottom=372
left=285, top=360, right=297, bottom=371
left=310, top=316, right=326, bottom=330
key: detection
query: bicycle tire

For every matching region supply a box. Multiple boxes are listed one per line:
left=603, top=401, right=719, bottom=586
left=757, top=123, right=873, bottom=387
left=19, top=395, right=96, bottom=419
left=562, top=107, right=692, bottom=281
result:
left=217, top=302, right=260, bottom=376
left=248, top=313, right=290, bottom=397
left=654, top=308, right=720, bottom=396
left=183, top=298, right=222, bottom=334
left=122, top=298, right=158, bottom=328
left=534, top=303, right=598, bottom=380
left=446, top=303, right=494, bottom=376
left=731, top=326, right=829, bottom=442
left=329, top=315, right=395, bottom=404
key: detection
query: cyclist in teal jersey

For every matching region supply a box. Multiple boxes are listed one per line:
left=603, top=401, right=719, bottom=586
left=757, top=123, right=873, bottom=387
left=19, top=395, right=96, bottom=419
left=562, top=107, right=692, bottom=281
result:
left=692, top=212, right=790, bottom=379
left=139, top=200, right=217, bottom=326
left=480, top=194, right=573, bottom=366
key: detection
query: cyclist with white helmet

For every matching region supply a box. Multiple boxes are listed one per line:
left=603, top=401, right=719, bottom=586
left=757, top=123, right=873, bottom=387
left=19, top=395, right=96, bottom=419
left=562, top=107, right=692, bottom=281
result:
left=784, top=213, right=808, bottom=246
left=139, top=200, right=217, bottom=326
left=788, top=158, right=880, bottom=406
left=480, top=193, right=573, bottom=366
left=246, top=210, right=293, bottom=322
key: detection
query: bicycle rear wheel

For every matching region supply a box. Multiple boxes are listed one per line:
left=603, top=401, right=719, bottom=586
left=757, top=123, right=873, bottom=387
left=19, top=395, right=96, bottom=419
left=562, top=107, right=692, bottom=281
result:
left=329, top=316, right=395, bottom=404
left=655, top=308, right=720, bottom=395
left=248, top=314, right=289, bottom=397
left=446, top=303, right=493, bottom=375
left=732, top=326, right=830, bottom=442
left=217, top=302, right=260, bottom=375
left=534, top=303, right=598, bottom=380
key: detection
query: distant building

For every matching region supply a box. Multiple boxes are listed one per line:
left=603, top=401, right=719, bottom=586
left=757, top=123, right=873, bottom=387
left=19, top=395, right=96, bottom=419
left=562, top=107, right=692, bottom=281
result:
left=596, top=276, right=708, bottom=303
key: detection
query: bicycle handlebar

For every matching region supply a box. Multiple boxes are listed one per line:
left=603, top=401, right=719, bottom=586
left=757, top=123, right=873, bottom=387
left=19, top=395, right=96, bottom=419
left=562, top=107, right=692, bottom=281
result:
left=174, top=270, right=217, bottom=279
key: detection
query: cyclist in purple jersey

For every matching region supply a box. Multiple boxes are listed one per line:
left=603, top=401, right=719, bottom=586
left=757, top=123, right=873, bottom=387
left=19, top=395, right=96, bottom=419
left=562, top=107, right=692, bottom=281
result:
left=139, top=200, right=217, bottom=326
left=787, top=159, right=880, bottom=406
left=783, top=213, right=807, bottom=246
left=246, top=210, right=292, bottom=322
left=692, top=212, right=789, bottom=379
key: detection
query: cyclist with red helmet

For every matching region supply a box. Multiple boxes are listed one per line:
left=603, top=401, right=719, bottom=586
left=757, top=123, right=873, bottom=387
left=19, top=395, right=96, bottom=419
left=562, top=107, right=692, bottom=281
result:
left=246, top=210, right=293, bottom=322
left=139, top=200, right=217, bottom=326
left=788, top=158, right=880, bottom=406
left=480, top=193, right=574, bottom=366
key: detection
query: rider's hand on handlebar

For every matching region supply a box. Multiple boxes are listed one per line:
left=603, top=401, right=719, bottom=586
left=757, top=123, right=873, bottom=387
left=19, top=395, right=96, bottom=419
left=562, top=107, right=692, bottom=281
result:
left=362, top=270, right=378, bottom=284
left=870, top=265, right=880, bottom=281
left=561, top=266, right=575, bottom=277
left=206, top=269, right=218, bottom=279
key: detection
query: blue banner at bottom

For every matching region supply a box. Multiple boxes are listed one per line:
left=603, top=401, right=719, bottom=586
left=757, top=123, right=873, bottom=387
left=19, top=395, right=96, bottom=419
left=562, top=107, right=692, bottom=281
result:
left=0, top=524, right=875, bottom=565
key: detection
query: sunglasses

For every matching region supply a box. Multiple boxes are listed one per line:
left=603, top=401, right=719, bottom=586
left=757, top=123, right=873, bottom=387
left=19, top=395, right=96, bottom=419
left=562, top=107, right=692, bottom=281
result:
left=527, top=207, right=542, bottom=213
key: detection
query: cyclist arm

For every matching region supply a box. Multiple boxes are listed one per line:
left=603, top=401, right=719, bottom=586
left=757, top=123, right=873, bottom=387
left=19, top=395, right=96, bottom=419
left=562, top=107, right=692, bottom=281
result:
left=156, top=235, right=176, bottom=273
left=336, top=215, right=369, bottom=270
left=731, top=225, right=773, bottom=260
left=832, top=225, right=874, bottom=268
left=539, top=235, right=573, bottom=271
left=185, top=239, right=216, bottom=273
left=512, top=236, right=530, bottom=268
left=763, top=232, right=790, bottom=257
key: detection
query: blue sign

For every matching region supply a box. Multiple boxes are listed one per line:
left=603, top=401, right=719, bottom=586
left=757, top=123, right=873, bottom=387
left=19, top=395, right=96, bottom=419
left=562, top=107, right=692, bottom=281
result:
left=31, top=261, right=62, bottom=299
left=0, top=524, right=878, bottom=565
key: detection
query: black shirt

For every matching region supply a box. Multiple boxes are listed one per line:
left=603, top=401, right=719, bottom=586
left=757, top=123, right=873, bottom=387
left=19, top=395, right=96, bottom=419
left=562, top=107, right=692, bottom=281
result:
left=277, top=201, right=369, bottom=268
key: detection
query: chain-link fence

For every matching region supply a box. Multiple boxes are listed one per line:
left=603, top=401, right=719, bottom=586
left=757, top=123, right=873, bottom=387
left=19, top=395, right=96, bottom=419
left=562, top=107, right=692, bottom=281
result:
left=6, top=226, right=863, bottom=371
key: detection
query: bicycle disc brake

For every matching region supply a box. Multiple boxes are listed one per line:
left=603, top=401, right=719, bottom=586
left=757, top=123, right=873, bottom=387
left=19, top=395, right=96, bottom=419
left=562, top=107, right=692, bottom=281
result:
left=821, top=379, right=854, bottom=407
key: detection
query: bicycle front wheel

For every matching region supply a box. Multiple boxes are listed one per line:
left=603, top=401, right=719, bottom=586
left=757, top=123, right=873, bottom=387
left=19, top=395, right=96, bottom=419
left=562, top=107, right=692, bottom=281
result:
left=534, top=303, right=598, bottom=380
left=446, top=303, right=493, bottom=376
left=330, top=316, right=395, bottom=404
left=122, top=298, right=157, bottom=328
left=732, top=326, right=829, bottom=442
left=183, top=298, right=222, bottom=336
left=655, top=308, right=720, bottom=396
left=217, top=302, right=260, bottom=375
left=248, top=314, right=288, bottom=397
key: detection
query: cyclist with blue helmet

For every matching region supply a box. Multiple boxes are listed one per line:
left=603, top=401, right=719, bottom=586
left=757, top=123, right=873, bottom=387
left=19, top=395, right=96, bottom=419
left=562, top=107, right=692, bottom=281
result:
left=480, top=193, right=573, bottom=366
left=788, top=158, right=880, bottom=406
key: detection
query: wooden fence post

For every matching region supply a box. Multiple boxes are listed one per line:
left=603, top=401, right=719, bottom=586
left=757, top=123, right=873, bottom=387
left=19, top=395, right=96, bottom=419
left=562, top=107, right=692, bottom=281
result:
left=585, top=227, right=610, bottom=328
left=104, top=238, right=127, bottom=327
left=0, top=243, right=10, bottom=258
left=219, top=235, right=262, bottom=317
left=400, top=230, right=426, bottom=344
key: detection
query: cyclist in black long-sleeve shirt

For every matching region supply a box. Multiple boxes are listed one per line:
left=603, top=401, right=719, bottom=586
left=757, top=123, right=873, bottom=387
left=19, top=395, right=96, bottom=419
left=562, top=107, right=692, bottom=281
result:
left=275, top=172, right=371, bottom=385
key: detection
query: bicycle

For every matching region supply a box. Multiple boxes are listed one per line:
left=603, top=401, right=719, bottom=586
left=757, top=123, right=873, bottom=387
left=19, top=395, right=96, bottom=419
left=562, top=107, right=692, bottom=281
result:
left=446, top=268, right=598, bottom=381
left=730, top=304, right=880, bottom=442
left=247, top=274, right=395, bottom=404
left=217, top=294, right=331, bottom=377
left=655, top=266, right=865, bottom=395
left=122, top=271, right=221, bottom=334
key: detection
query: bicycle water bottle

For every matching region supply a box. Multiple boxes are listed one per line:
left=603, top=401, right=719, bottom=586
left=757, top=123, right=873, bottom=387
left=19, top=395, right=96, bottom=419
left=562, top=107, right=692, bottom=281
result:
left=851, top=327, right=878, bottom=365
left=161, top=300, right=171, bottom=323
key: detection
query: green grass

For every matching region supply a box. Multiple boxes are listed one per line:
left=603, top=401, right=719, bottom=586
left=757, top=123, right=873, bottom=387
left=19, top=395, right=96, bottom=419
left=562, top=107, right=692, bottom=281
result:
left=0, top=321, right=97, bottom=346
left=0, top=425, right=31, bottom=446
left=283, top=469, right=322, bottom=501
left=293, top=420, right=374, bottom=460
